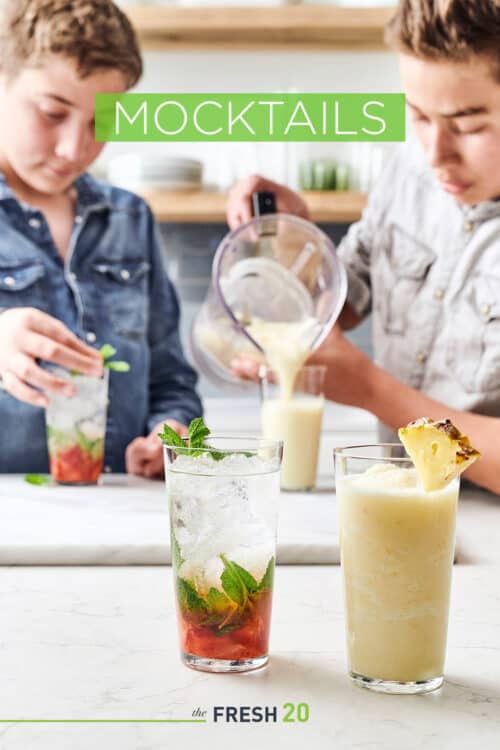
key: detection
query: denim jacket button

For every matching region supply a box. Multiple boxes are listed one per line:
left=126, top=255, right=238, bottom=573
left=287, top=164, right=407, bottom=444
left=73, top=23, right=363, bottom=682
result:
left=86, top=331, right=97, bottom=343
left=4, top=276, right=16, bottom=287
left=28, top=217, right=41, bottom=229
left=120, top=269, right=131, bottom=281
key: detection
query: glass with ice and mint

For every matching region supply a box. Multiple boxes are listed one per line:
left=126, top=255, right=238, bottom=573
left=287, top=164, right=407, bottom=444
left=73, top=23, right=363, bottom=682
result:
left=160, top=419, right=282, bottom=673
left=45, top=344, right=129, bottom=485
left=45, top=368, right=109, bottom=485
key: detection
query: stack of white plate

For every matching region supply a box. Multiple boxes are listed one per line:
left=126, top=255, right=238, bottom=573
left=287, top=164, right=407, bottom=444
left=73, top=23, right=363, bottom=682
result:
left=107, top=154, right=203, bottom=191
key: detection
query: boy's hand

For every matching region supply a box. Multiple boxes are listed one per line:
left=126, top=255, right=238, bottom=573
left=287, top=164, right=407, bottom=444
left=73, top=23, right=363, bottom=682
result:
left=0, top=307, right=104, bottom=407
left=226, top=174, right=310, bottom=229
left=307, top=325, right=375, bottom=409
left=125, top=420, right=188, bottom=479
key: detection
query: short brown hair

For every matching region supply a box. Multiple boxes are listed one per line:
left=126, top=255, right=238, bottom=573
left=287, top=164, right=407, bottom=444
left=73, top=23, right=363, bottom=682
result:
left=0, top=0, right=143, bottom=87
left=385, top=0, right=500, bottom=80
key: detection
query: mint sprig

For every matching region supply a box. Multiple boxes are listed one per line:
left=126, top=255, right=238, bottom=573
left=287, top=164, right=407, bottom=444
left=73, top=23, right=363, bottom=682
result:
left=99, top=343, right=130, bottom=373
left=69, top=343, right=130, bottom=377
left=158, top=417, right=225, bottom=461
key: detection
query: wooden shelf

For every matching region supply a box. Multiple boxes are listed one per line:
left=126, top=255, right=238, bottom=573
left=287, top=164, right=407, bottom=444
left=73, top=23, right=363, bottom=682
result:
left=125, top=6, right=394, bottom=51
left=139, top=189, right=367, bottom=223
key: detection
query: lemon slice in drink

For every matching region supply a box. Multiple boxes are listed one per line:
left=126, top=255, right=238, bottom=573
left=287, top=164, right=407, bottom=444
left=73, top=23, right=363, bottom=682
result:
left=398, top=417, right=480, bottom=492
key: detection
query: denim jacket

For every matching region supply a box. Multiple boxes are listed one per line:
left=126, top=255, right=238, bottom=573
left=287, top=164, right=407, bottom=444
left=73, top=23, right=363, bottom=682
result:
left=0, top=172, right=202, bottom=473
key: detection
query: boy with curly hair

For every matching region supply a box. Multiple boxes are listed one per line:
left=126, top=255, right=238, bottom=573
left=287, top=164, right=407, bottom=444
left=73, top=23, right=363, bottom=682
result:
left=0, top=0, right=202, bottom=476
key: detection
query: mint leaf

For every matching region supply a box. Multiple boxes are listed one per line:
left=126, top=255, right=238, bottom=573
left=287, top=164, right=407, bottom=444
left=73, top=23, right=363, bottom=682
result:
left=24, top=474, right=51, bottom=486
left=211, top=450, right=228, bottom=461
left=171, top=532, right=184, bottom=569
left=46, top=425, right=72, bottom=449
left=89, top=437, right=104, bottom=461
left=220, top=554, right=248, bottom=606
left=259, top=557, right=275, bottom=592
left=104, top=360, right=130, bottom=372
left=206, top=587, right=229, bottom=610
left=177, top=578, right=207, bottom=613
left=188, top=417, right=210, bottom=448
left=158, top=423, right=185, bottom=449
left=230, top=561, right=259, bottom=594
left=75, top=425, right=93, bottom=454
left=187, top=417, right=228, bottom=461
left=99, top=344, right=117, bottom=361
left=99, top=343, right=130, bottom=373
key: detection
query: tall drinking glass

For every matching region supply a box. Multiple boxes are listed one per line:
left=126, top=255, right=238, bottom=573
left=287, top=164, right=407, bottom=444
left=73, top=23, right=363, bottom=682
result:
left=45, top=367, right=109, bottom=485
left=164, top=436, right=282, bottom=673
left=334, top=444, right=458, bottom=694
left=261, top=364, right=327, bottom=491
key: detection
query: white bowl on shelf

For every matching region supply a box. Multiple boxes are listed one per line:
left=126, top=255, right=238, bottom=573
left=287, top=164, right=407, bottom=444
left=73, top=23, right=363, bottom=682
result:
left=107, top=154, right=203, bottom=192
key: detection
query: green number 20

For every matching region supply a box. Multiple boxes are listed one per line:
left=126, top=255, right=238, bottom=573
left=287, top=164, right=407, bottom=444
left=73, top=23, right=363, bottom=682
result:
left=283, top=702, right=310, bottom=723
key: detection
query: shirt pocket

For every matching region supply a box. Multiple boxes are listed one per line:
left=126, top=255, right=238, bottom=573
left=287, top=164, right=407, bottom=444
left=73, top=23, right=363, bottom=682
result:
left=376, top=226, right=435, bottom=335
left=0, top=261, right=48, bottom=313
left=446, top=273, right=500, bottom=394
left=91, top=259, right=150, bottom=338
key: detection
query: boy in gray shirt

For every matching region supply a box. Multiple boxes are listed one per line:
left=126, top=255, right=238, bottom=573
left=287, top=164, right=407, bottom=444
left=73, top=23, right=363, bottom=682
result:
left=227, top=0, right=500, bottom=495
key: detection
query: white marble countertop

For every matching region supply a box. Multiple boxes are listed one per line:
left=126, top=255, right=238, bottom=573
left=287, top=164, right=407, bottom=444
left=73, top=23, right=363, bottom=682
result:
left=0, top=398, right=379, bottom=567
left=0, top=563, right=499, bottom=749
left=0, top=401, right=498, bottom=748
left=0, top=476, right=496, bottom=566
left=0, top=474, right=339, bottom=565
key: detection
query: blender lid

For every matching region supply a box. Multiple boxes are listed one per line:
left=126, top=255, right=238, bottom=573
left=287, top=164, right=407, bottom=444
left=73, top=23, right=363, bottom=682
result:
left=220, top=256, right=314, bottom=322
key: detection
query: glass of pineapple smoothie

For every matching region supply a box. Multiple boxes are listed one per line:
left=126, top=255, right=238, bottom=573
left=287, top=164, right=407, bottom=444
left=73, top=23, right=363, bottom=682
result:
left=261, top=365, right=327, bottom=491
left=334, top=443, right=459, bottom=694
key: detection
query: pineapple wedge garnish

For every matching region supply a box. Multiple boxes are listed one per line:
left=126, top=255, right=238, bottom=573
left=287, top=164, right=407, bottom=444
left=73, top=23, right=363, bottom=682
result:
left=398, top=417, right=480, bottom=492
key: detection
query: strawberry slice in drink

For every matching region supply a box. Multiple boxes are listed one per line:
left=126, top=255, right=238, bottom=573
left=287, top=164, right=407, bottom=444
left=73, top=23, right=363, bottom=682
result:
left=47, top=425, right=104, bottom=484
left=49, top=443, right=104, bottom=484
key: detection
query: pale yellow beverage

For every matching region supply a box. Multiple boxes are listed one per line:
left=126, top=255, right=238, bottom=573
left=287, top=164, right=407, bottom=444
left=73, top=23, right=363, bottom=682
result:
left=262, top=396, right=324, bottom=491
left=248, top=318, right=325, bottom=491
left=336, top=461, right=458, bottom=692
left=246, top=318, right=314, bottom=399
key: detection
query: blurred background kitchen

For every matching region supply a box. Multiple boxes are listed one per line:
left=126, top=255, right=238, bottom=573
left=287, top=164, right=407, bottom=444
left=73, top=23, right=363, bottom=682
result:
left=98, top=1, right=401, bottom=396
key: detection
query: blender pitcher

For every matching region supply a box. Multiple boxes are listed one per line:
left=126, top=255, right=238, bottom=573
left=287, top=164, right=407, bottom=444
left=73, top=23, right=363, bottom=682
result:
left=191, top=195, right=347, bottom=389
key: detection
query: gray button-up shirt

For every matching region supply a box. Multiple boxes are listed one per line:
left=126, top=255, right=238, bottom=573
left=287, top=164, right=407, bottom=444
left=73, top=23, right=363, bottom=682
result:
left=338, top=138, right=500, bottom=435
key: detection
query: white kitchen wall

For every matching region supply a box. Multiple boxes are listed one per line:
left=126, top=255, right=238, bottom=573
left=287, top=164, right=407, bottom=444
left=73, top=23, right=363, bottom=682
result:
left=95, top=46, right=400, bottom=396
left=97, top=49, right=402, bottom=188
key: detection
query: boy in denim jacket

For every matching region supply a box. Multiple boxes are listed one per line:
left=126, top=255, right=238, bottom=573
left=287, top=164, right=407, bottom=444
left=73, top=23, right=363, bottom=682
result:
left=0, top=0, right=202, bottom=476
left=227, top=0, right=500, bottom=495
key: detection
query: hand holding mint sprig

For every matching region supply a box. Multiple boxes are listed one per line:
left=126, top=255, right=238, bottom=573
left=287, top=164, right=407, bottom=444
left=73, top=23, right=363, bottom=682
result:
left=25, top=344, right=130, bottom=486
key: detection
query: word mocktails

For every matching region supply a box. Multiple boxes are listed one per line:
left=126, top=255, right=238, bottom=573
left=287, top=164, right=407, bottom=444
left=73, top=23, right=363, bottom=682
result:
left=95, top=93, right=406, bottom=142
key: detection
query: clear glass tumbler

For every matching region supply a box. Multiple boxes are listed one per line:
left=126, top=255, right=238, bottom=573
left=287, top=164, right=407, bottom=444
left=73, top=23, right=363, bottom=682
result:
left=261, top=365, right=327, bottom=491
left=45, top=367, right=109, bottom=485
left=334, top=444, right=459, bottom=694
left=164, top=436, right=282, bottom=673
